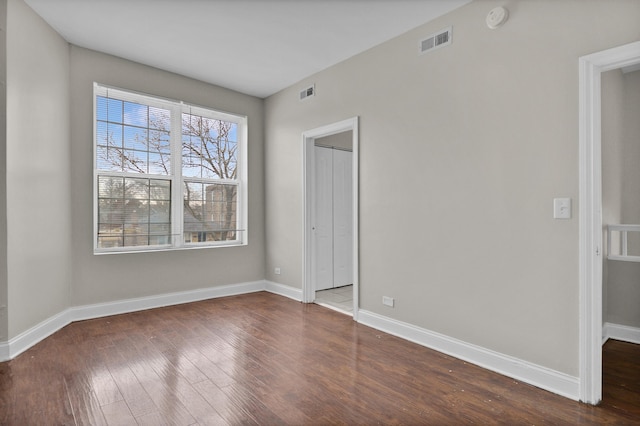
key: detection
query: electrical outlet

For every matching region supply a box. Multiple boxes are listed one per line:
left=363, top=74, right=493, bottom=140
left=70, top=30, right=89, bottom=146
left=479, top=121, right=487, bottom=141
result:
left=382, top=296, right=394, bottom=307
left=274, top=267, right=281, bottom=275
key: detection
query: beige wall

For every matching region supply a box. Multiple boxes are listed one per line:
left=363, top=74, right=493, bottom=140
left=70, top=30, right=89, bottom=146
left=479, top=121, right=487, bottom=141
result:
left=603, top=69, right=640, bottom=328
left=1, top=0, right=265, bottom=340
left=265, top=0, right=640, bottom=376
left=6, top=0, right=71, bottom=338
left=69, top=46, right=265, bottom=306
left=316, top=131, right=353, bottom=151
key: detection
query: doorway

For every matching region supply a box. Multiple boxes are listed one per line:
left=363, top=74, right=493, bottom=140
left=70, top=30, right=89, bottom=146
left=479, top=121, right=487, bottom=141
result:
left=302, top=118, right=359, bottom=319
left=314, top=140, right=353, bottom=312
left=601, top=65, right=640, bottom=413
left=579, top=40, right=640, bottom=404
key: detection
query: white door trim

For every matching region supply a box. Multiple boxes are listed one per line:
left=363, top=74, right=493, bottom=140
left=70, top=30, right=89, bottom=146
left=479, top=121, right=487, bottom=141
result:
left=303, top=117, right=359, bottom=320
left=578, top=40, right=640, bottom=404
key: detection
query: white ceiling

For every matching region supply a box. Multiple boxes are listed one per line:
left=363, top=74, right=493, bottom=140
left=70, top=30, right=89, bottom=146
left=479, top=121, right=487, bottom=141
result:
left=24, top=0, right=471, bottom=98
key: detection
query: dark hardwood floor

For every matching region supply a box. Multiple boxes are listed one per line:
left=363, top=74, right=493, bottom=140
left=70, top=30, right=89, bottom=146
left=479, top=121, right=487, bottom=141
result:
left=0, top=291, right=638, bottom=425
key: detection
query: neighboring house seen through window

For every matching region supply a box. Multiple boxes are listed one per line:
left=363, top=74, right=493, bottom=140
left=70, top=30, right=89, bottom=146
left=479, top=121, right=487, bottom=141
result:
left=94, top=84, right=247, bottom=253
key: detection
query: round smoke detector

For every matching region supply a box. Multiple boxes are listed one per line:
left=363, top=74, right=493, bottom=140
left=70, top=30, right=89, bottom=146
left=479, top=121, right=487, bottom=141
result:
left=486, top=6, right=509, bottom=29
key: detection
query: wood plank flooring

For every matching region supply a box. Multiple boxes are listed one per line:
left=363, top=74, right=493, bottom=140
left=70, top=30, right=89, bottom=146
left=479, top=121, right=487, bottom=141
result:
left=0, top=291, right=638, bottom=425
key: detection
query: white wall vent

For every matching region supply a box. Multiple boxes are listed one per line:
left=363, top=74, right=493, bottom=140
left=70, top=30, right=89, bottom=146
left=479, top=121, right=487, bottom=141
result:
left=419, top=26, right=452, bottom=54
left=299, top=84, right=315, bottom=101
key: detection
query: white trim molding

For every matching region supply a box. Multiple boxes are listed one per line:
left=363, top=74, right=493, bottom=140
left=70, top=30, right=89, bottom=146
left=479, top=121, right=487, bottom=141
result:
left=0, top=280, right=302, bottom=362
left=302, top=117, right=359, bottom=319
left=578, top=40, right=640, bottom=405
left=71, top=280, right=266, bottom=322
left=265, top=280, right=303, bottom=301
left=603, top=322, right=640, bottom=345
left=358, top=310, right=580, bottom=401
left=1, top=279, right=583, bottom=402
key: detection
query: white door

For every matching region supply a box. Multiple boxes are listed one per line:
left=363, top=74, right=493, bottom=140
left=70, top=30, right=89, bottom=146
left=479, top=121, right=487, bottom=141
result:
left=314, top=146, right=353, bottom=291
left=333, top=149, right=353, bottom=287
left=315, top=146, right=334, bottom=291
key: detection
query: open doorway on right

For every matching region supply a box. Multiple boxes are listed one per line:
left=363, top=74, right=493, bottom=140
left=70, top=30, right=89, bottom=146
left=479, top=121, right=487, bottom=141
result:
left=601, top=66, right=640, bottom=415
left=312, top=131, right=354, bottom=315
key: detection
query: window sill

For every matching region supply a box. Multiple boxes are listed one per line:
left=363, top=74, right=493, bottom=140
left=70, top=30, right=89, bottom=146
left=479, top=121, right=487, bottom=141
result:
left=94, top=241, right=247, bottom=255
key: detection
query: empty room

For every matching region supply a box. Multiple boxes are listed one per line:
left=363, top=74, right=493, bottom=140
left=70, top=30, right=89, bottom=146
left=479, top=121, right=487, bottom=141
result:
left=1, top=0, right=640, bottom=424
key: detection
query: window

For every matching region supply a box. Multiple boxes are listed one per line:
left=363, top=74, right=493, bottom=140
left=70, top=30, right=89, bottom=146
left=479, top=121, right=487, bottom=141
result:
left=94, top=84, right=247, bottom=253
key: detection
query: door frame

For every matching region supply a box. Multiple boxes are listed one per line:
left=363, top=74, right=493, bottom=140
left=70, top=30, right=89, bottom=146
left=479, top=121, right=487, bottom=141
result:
left=302, top=117, right=359, bottom=320
left=578, top=40, right=640, bottom=404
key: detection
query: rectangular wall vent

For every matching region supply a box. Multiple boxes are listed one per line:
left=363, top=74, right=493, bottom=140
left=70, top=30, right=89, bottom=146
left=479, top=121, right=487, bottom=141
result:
left=420, top=26, right=452, bottom=54
left=299, top=84, right=315, bottom=101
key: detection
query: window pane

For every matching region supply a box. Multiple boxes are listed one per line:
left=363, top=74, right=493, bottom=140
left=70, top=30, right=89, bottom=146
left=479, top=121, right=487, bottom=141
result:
left=181, top=114, right=237, bottom=180
left=183, top=182, right=238, bottom=242
left=183, top=136, right=201, bottom=158
left=150, top=180, right=170, bottom=200
left=183, top=114, right=193, bottom=133
left=97, top=176, right=171, bottom=248
left=107, top=123, right=123, bottom=148
left=190, top=114, right=201, bottom=134
left=227, top=157, right=238, bottom=179
left=123, top=101, right=148, bottom=127
left=148, top=152, right=170, bottom=176
left=107, top=98, right=123, bottom=123
left=184, top=201, right=204, bottom=221
left=149, top=130, right=170, bottom=154
left=182, top=156, right=201, bottom=178
left=96, top=121, right=109, bottom=147
left=149, top=223, right=171, bottom=235
left=96, top=146, right=122, bottom=172
left=149, top=234, right=170, bottom=246
left=98, top=176, right=124, bottom=199
left=149, top=106, right=170, bottom=131
left=122, top=149, right=148, bottom=174
left=97, top=220, right=124, bottom=249
left=124, top=126, right=148, bottom=151
left=203, top=117, right=220, bottom=140
left=124, top=226, right=149, bottom=247
left=228, top=123, right=238, bottom=142
left=184, top=182, right=203, bottom=200
left=125, top=178, right=149, bottom=199
left=99, top=198, right=125, bottom=223
left=150, top=201, right=170, bottom=223
left=124, top=199, right=149, bottom=223
left=96, top=96, right=108, bottom=122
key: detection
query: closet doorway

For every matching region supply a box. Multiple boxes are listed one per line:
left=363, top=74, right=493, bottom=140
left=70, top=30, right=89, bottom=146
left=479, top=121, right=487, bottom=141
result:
left=314, top=140, right=352, bottom=311
left=302, top=118, right=359, bottom=319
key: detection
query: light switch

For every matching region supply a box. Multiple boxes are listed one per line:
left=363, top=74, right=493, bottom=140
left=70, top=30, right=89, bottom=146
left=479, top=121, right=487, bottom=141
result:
left=553, top=198, right=571, bottom=219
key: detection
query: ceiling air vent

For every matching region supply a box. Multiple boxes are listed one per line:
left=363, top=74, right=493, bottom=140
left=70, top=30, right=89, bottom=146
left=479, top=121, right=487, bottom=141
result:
left=299, top=84, right=315, bottom=101
left=420, top=26, right=452, bottom=55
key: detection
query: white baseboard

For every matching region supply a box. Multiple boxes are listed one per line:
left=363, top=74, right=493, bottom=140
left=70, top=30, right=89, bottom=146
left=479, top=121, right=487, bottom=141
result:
left=6, top=308, right=74, bottom=360
left=603, top=322, right=640, bottom=345
left=264, top=280, right=303, bottom=301
left=1, top=279, right=305, bottom=362
left=357, top=309, right=580, bottom=401
left=71, top=280, right=265, bottom=322
left=1, top=281, right=583, bottom=404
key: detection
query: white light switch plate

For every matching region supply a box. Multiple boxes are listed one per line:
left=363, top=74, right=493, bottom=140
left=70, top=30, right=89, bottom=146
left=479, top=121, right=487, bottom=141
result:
left=553, top=198, right=571, bottom=219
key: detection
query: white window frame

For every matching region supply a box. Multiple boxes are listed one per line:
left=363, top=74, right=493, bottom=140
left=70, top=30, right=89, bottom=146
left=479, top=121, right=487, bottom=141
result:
left=93, top=83, right=248, bottom=254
